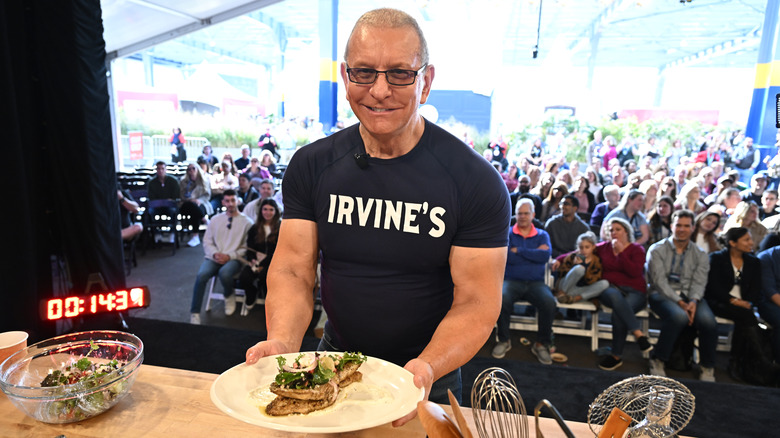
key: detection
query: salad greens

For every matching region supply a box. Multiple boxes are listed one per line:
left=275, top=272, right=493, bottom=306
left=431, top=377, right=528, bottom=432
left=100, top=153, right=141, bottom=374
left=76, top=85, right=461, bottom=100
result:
left=273, top=352, right=366, bottom=389
left=39, top=340, right=128, bottom=421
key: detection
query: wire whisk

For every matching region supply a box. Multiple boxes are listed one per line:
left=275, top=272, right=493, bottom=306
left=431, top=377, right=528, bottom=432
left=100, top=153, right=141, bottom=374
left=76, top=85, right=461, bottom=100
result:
left=470, top=367, right=529, bottom=438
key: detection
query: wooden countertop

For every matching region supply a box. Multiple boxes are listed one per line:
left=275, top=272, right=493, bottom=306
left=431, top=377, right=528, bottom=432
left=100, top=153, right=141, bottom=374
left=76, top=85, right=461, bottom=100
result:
left=0, top=364, right=595, bottom=437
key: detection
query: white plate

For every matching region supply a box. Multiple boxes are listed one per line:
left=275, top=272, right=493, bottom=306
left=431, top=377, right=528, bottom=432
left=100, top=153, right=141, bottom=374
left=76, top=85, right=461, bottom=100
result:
left=210, top=352, right=424, bottom=433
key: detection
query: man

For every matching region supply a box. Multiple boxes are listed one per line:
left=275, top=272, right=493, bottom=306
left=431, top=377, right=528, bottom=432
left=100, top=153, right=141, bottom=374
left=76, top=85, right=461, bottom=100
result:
left=586, top=130, right=603, bottom=167
left=244, top=9, right=509, bottom=423
left=189, top=190, right=254, bottom=325
left=236, top=173, right=259, bottom=212
left=741, top=172, right=767, bottom=205
left=760, top=189, right=780, bottom=223
left=510, top=174, right=542, bottom=217
left=734, top=137, right=759, bottom=184
left=494, top=199, right=556, bottom=365
left=147, top=161, right=180, bottom=243
left=590, top=184, right=620, bottom=231
left=646, top=210, right=717, bottom=381
left=545, top=195, right=590, bottom=258
left=235, top=145, right=251, bottom=171
left=244, top=178, right=278, bottom=221
left=758, top=244, right=780, bottom=363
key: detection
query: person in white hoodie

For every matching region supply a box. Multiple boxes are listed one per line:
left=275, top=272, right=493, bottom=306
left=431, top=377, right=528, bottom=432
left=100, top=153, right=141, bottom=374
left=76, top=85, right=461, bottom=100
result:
left=189, top=189, right=254, bottom=324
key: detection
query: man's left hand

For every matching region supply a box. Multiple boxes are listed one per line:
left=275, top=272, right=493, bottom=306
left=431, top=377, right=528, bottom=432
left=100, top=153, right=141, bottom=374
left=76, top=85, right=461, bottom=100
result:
left=392, top=358, right=434, bottom=427
left=213, top=253, right=230, bottom=264
left=684, top=300, right=697, bottom=326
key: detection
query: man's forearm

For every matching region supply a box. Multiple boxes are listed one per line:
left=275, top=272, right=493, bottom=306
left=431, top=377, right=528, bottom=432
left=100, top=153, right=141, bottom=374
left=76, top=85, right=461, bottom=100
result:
left=417, top=296, right=499, bottom=382
left=265, top=265, right=316, bottom=351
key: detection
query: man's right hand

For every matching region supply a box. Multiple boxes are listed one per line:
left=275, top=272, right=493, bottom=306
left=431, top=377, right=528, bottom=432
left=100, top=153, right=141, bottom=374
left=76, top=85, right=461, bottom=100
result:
left=537, top=244, right=549, bottom=251
left=245, top=339, right=293, bottom=365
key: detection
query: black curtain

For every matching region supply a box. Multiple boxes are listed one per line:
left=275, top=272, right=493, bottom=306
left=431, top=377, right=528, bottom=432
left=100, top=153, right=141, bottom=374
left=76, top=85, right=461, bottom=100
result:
left=1, top=0, right=124, bottom=339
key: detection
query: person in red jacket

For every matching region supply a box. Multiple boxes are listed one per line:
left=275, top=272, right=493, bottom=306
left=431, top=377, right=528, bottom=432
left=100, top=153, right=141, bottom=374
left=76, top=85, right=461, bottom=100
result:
left=596, top=217, right=654, bottom=371
left=170, top=127, right=186, bottom=163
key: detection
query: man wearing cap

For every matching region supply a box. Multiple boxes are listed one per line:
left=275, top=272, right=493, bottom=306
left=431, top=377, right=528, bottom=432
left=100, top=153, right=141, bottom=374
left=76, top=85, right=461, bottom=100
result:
left=740, top=172, right=768, bottom=205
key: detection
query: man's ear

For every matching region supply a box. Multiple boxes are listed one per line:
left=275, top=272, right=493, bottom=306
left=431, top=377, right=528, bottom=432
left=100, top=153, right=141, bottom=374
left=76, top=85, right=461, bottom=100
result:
left=419, top=64, right=435, bottom=105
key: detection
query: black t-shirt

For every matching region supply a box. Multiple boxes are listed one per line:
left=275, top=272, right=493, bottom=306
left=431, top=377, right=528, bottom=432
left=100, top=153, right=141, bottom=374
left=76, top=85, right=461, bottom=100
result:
left=283, top=120, right=510, bottom=365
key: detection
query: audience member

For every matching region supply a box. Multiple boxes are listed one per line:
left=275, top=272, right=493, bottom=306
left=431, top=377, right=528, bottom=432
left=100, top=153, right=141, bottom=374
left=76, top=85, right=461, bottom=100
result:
left=571, top=175, right=596, bottom=218
left=741, top=172, right=768, bottom=204
left=552, top=231, right=608, bottom=304
left=210, top=161, right=239, bottom=212
left=118, top=186, right=143, bottom=241
left=245, top=156, right=273, bottom=182
left=179, top=164, right=213, bottom=247
left=199, top=144, right=219, bottom=168
left=260, top=149, right=279, bottom=177
left=258, top=127, right=280, bottom=161
left=147, top=161, right=180, bottom=242
left=532, top=172, right=555, bottom=200
left=733, top=137, right=759, bottom=184
left=511, top=174, right=542, bottom=217
left=503, top=163, right=520, bottom=193
left=646, top=196, right=673, bottom=249
left=238, top=198, right=281, bottom=312
left=243, top=179, right=277, bottom=222
left=674, top=182, right=705, bottom=215
left=639, top=179, right=658, bottom=216
left=590, top=184, right=620, bottom=232
left=723, top=201, right=767, bottom=253
left=236, top=173, right=259, bottom=211
left=602, top=136, right=618, bottom=170
left=659, top=176, right=677, bottom=200
left=596, top=217, right=653, bottom=371
left=692, top=210, right=722, bottom=253
left=705, top=227, right=777, bottom=382
left=758, top=244, right=780, bottom=363
left=646, top=210, right=717, bottom=381
left=585, top=167, right=603, bottom=201
left=602, top=189, right=650, bottom=246
left=493, top=199, right=556, bottom=365
left=760, top=189, right=780, bottom=223
left=545, top=194, right=590, bottom=258
left=587, top=130, right=603, bottom=166
left=189, top=190, right=254, bottom=324
left=540, top=180, right=568, bottom=222
left=235, top=145, right=251, bottom=170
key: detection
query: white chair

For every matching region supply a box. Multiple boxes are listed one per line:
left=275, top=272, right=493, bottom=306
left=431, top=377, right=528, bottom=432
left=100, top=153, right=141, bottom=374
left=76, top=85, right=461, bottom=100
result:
left=204, top=276, right=250, bottom=316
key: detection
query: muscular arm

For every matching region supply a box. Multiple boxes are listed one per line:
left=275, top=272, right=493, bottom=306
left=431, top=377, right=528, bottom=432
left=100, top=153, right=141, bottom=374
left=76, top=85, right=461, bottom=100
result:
left=246, top=219, right=319, bottom=362
left=395, top=245, right=505, bottom=429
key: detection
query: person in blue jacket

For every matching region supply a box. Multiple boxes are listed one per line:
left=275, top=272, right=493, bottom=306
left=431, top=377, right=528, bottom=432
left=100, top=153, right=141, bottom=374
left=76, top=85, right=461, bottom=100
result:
left=494, top=198, right=556, bottom=365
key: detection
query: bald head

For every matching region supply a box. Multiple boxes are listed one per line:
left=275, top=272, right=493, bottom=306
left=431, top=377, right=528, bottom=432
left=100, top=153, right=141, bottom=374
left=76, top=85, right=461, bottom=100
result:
left=344, top=8, right=429, bottom=65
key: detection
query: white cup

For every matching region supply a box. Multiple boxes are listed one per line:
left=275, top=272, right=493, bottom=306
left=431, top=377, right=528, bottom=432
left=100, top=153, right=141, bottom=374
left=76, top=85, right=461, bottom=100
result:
left=0, top=331, right=29, bottom=366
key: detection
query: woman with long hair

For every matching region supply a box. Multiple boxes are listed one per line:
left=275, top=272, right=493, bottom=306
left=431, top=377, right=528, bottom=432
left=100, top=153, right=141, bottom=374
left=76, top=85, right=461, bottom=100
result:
left=722, top=201, right=767, bottom=253
left=259, top=149, right=278, bottom=176
left=659, top=176, right=677, bottom=200
left=705, top=227, right=777, bottom=381
left=646, top=196, right=674, bottom=249
left=692, top=210, right=723, bottom=253
left=585, top=167, right=603, bottom=201
left=674, top=182, right=706, bottom=215
left=595, top=217, right=653, bottom=371
left=532, top=171, right=555, bottom=200
left=541, top=180, right=568, bottom=222
left=571, top=175, right=596, bottom=217
left=179, top=164, right=214, bottom=247
left=238, top=198, right=282, bottom=311
left=502, top=163, right=520, bottom=193
left=639, top=179, right=659, bottom=216
left=601, top=189, right=650, bottom=246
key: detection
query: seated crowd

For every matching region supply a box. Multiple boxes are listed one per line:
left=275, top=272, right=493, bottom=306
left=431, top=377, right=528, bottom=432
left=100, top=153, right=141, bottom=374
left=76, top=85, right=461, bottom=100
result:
left=120, top=142, right=285, bottom=326
left=492, top=129, right=780, bottom=385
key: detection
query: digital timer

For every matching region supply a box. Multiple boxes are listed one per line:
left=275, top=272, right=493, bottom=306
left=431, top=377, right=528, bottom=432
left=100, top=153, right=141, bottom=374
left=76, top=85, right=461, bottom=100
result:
left=40, top=287, right=151, bottom=321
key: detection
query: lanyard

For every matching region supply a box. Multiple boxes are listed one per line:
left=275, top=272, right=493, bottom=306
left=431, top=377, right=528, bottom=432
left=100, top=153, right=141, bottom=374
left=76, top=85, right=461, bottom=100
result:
left=669, top=244, right=688, bottom=276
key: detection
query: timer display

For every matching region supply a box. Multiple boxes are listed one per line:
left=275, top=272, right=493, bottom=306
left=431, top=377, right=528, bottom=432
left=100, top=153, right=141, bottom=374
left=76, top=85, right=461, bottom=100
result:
left=40, top=287, right=150, bottom=321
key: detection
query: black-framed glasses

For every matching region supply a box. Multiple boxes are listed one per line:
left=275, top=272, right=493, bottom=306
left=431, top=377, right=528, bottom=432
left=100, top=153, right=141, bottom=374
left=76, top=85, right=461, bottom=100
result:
left=227, top=216, right=233, bottom=230
left=346, top=64, right=427, bottom=86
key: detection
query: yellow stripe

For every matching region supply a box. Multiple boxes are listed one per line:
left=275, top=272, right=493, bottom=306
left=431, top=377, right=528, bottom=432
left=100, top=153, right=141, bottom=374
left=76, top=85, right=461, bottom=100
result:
left=753, top=60, right=780, bottom=89
left=319, top=59, right=339, bottom=83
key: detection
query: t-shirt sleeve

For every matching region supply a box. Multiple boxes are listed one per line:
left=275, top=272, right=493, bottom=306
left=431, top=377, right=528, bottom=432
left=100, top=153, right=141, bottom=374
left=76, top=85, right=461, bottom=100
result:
left=280, top=148, right=316, bottom=221
left=452, top=165, right=511, bottom=249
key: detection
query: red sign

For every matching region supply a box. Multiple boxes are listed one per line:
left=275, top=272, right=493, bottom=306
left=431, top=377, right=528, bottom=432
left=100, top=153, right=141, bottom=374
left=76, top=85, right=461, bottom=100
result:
left=128, top=131, right=144, bottom=160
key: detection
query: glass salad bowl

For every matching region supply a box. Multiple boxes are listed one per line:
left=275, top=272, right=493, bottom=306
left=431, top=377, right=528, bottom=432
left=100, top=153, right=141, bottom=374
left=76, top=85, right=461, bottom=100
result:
left=0, top=330, right=143, bottom=423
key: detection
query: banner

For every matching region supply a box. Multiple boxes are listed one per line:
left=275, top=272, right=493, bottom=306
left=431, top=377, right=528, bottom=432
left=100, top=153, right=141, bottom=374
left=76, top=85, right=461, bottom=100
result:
left=128, top=131, right=144, bottom=160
